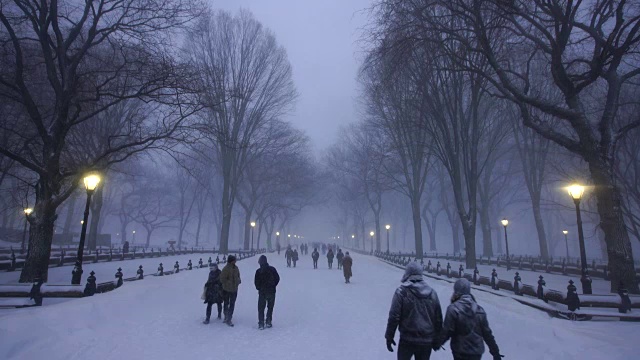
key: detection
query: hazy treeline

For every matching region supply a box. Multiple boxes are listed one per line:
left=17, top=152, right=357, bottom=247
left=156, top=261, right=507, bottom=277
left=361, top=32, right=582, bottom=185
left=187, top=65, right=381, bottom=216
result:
left=324, top=0, right=640, bottom=293
left=0, top=3, right=319, bottom=282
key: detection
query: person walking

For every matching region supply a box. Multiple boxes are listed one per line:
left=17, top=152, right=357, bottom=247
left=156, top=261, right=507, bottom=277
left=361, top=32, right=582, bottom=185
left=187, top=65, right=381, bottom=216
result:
left=220, top=255, right=241, bottom=327
left=312, top=248, right=320, bottom=269
left=342, top=251, right=353, bottom=283
left=439, top=279, right=503, bottom=360
left=336, top=249, right=344, bottom=270
left=385, top=262, right=442, bottom=360
left=292, top=249, right=299, bottom=268
left=285, top=246, right=292, bottom=268
left=202, top=263, right=223, bottom=324
left=327, top=248, right=334, bottom=269
left=254, top=255, right=280, bottom=330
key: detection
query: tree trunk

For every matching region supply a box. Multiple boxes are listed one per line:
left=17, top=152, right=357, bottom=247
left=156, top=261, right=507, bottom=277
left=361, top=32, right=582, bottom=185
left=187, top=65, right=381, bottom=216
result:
left=243, top=210, right=251, bottom=250
left=374, top=211, right=381, bottom=252
left=531, top=194, right=549, bottom=259
left=195, top=208, right=204, bottom=247
left=19, top=178, right=58, bottom=283
left=588, top=159, right=639, bottom=293
left=479, top=204, right=493, bottom=257
left=462, top=217, right=477, bottom=269
left=88, top=187, right=104, bottom=251
left=451, top=219, right=460, bottom=254
left=62, top=193, right=78, bottom=235
left=411, top=196, right=424, bottom=258
left=219, top=174, right=233, bottom=254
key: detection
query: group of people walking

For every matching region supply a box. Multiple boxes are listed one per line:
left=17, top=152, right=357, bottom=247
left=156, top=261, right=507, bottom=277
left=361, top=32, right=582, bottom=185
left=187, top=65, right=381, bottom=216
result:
left=385, top=262, right=503, bottom=360
left=199, top=247, right=502, bottom=360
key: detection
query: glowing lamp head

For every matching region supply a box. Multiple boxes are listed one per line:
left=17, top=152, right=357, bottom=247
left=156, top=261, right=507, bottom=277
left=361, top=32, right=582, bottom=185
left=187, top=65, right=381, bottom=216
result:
left=501, top=219, right=509, bottom=227
left=83, top=174, right=101, bottom=192
left=385, top=224, right=391, bottom=230
left=250, top=222, right=256, bottom=228
left=370, top=231, right=375, bottom=237
left=276, top=232, right=280, bottom=236
left=81, top=220, right=84, bottom=225
left=567, top=184, right=585, bottom=200
left=351, top=235, right=355, bottom=239
left=562, top=230, right=568, bottom=235
left=133, top=230, right=136, bottom=234
left=288, top=234, right=291, bottom=238
left=24, top=208, right=33, bottom=216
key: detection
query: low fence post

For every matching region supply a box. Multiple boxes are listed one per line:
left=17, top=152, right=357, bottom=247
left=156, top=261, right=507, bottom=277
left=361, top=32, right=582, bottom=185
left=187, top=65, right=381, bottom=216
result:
left=29, top=277, right=44, bottom=306
left=158, top=263, right=164, bottom=276
left=458, top=264, right=464, bottom=278
left=491, top=269, right=498, bottom=290
left=84, top=271, right=97, bottom=296
left=473, top=267, right=479, bottom=285
left=513, top=272, right=522, bottom=295
left=537, top=275, right=546, bottom=302
left=188, top=260, right=193, bottom=270
left=618, top=281, right=631, bottom=314
left=566, top=280, right=581, bottom=312
left=174, top=261, right=180, bottom=273
left=137, top=265, right=144, bottom=280
left=115, top=268, right=123, bottom=288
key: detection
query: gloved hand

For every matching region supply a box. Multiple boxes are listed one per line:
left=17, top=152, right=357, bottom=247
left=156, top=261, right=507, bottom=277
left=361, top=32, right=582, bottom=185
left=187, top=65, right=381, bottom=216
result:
left=386, top=339, right=396, bottom=352
left=493, top=355, right=504, bottom=360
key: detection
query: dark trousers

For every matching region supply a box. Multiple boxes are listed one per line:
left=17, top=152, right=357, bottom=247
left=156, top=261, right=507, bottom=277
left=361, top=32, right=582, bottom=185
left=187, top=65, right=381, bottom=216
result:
left=286, top=258, right=291, bottom=267
left=258, top=292, right=276, bottom=325
left=397, top=342, right=432, bottom=360
left=223, top=291, right=237, bottom=321
left=206, top=301, right=222, bottom=320
left=328, top=260, right=333, bottom=269
left=313, top=259, right=318, bottom=268
left=453, top=355, right=482, bottom=360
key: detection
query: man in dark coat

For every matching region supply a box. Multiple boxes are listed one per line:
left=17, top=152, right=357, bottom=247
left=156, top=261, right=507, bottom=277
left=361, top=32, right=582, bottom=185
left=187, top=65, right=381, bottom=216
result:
left=439, top=279, right=503, bottom=360
left=336, top=249, right=344, bottom=270
left=292, top=249, right=299, bottom=267
left=385, top=262, right=442, bottom=360
left=285, top=246, right=292, bottom=268
left=254, top=255, right=280, bottom=330
left=327, top=248, right=335, bottom=269
left=203, top=263, right=223, bottom=324
left=342, top=252, right=353, bottom=283
left=312, top=248, right=320, bottom=269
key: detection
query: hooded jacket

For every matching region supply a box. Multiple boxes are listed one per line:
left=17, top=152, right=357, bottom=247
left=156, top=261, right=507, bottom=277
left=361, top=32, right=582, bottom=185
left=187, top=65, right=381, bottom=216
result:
left=254, top=255, right=280, bottom=295
left=440, top=279, right=500, bottom=357
left=220, top=261, right=241, bottom=292
left=204, top=267, right=223, bottom=304
left=385, top=262, right=443, bottom=346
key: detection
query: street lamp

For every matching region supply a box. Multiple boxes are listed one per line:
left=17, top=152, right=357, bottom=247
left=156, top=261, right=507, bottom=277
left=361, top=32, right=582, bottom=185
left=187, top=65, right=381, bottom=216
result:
left=370, top=231, right=375, bottom=253
left=385, top=224, right=391, bottom=254
left=132, top=230, right=136, bottom=245
left=21, top=208, right=33, bottom=254
left=562, top=230, right=569, bottom=260
left=567, top=184, right=592, bottom=294
left=250, top=221, right=256, bottom=251
left=72, top=173, right=101, bottom=284
left=501, top=218, right=510, bottom=271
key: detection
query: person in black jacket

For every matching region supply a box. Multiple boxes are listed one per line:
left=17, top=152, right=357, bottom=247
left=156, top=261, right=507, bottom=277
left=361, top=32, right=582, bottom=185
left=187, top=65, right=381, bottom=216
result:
left=439, top=279, right=503, bottom=360
left=203, top=263, right=223, bottom=324
left=385, top=262, right=442, bottom=360
left=254, top=255, right=280, bottom=330
left=312, top=248, right=320, bottom=269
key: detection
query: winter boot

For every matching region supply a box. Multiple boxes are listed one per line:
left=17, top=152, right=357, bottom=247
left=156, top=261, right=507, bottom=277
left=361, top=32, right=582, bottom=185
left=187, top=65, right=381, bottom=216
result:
left=203, top=318, right=210, bottom=324
left=266, top=322, right=272, bottom=329
left=259, top=323, right=265, bottom=330
left=227, top=320, right=234, bottom=327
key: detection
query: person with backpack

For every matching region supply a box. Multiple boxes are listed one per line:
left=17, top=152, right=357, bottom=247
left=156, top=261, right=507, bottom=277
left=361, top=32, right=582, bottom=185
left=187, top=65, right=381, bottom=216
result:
left=385, top=262, right=442, bottom=360
left=439, top=278, right=503, bottom=360
left=327, top=248, right=335, bottom=269
left=312, top=248, right=320, bottom=269
left=202, top=263, right=223, bottom=324
left=220, top=255, right=241, bottom=327
left=254, top=255, right=280, bottom=330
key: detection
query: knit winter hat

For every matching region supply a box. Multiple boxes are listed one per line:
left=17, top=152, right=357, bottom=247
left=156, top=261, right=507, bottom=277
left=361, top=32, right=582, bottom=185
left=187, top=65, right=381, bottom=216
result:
left=402, top=261, right=423, bottom=282
left=227, top=255, right=236, bottom=263
left=454, top=278, right=471, bottom=295
left=258, top=255, right=268, bottom=266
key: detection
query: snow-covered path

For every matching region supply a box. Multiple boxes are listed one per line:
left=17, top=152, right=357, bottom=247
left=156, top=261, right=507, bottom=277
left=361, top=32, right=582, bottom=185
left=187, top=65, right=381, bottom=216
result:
left=0, top=253, right=637, bottom=360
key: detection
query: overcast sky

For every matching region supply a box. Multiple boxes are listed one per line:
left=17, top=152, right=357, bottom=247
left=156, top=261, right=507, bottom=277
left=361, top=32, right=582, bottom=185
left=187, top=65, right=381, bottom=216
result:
left=213, top=0, right=373, bottom=153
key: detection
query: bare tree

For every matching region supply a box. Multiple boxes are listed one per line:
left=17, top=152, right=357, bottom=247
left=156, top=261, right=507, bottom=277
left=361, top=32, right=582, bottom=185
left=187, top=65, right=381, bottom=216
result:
left=186, top=10, right=297, bottom=254
left=0, top=0, right=201, bottom=282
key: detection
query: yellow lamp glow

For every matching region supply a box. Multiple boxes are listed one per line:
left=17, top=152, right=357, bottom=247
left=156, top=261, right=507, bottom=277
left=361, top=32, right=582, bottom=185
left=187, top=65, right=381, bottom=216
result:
left=385, top=224, right=391, bottom=230
left=370, top=231, right=375, bottom=237
left=276, top=232, right=280, bottom=236
left=567, top=184, right=585, bottom=200
left=83, top=174, right=101, bottom=192
left=351, top=235, right=355, bottom=238
left=562, top=230, right=568, bottom=235
left=24, top=208, right=33, bottom=216
left=250, top=221, right=256, bottom=228
left=501, top=219, right=508, bottom=227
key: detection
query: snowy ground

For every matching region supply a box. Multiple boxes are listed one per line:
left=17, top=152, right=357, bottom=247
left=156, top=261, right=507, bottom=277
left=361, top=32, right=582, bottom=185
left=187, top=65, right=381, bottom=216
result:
left=0, top=253, right=637, bottom=360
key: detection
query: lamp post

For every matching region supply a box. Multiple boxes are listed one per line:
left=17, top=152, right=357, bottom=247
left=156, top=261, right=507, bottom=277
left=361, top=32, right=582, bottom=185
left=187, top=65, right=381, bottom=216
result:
left=132, top=230, right=136, bottom=245
left=567, top=184, right=592, bottom=294
left=21, top=208, right=33, bottom=255
left=369, top=231, right=375, bottom=254
left=276, top=231, right=280, bottom=249
left=562, top=230, right=569, bottom=260
left=501, top=218, right=510, bottom=271
left=385, top=224, right=391, bottom=254
left=351, top=234, right=355, bottom=247
left=288, top=234, right=291, bottom=246
left=250, top=221, right=256, bottom=251
left=72, top=173, right=101, bottom=285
